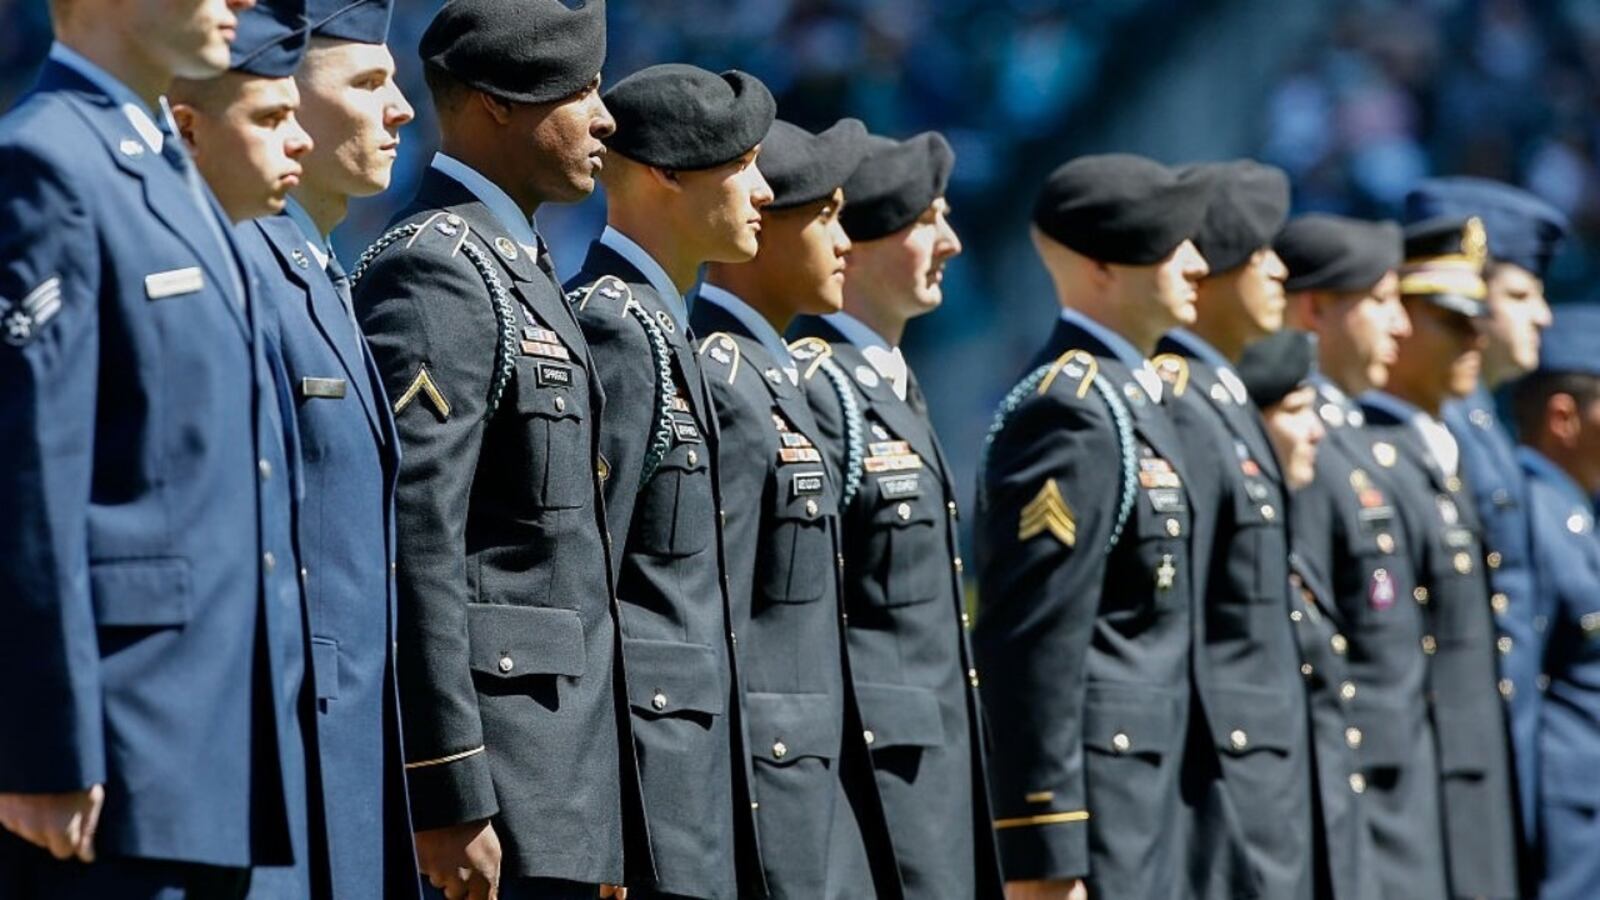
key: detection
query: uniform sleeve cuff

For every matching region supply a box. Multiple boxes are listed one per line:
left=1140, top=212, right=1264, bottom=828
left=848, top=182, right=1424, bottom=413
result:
left=403, top=746, right=498, bottom=832
left=995, top=811, right=1090, bottom=881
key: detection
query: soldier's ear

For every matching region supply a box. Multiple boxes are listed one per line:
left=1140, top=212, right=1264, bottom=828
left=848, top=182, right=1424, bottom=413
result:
left=475, top=90, right=514, bottom=126
left=1546, top=391, right=1582, bottom=447
left=646, top=165, right=683, bottom=193
left=169, top=103, right=202, bottom=157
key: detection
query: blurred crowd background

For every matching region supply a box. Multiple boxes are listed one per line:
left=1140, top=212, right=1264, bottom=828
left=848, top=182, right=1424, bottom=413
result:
left=6, top=0, right=1600, bottom=510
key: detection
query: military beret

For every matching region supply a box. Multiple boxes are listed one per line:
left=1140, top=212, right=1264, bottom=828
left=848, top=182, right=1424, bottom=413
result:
left=420, top=0, right=605, bottom=105
left=1275, top=214, right=1402, bottom=293
left=1405, top=177, right=1567, bottom=279
left=1184, top=159, right=1290, bottom=274
left=839, top=131, right=955, bottom=242
left=231, top=0, right=309, bottom=78
left=602, top=65, right=775, bottom=171
left=1399, top=216, right=1489, bottom=319
left=761, top=118, right=869, bottom=211
left=1237, top=329, right=1317, bottom=409
left=1534, top=303, right=1600, bottom=377
left=306, top=0, right=392, bottom=43
left=1031, top=154, right=1213, bottom=266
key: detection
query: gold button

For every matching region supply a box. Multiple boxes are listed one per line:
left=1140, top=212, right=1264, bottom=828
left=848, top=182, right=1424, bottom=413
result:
left=687, top=450, right=698, bottom=466
left=1446, top=475, right=1463, bottom=493
left=258, top=459, right=272, bottom=480
left=1111, top=732, right=1131, bottom=753
left=498, top=655, right=514, bottom=673
left=1422, top=635, right=1437, bottom=655
left=1345, top=727, right=1363, bottom=749
left=1498, top=678, right=1515, bottom=699
left=897, top=502, right=911, bottom=520
left=772, top=741, right=788, bottom=760
left=1491, top=593, right=1509, bottom=614
left=1414, top=586, right=1429, bottom=604
left=1340, top=681, right=1357, bottom=701
left=652, top=691, right=667, bottom=711
left=1300, top=663, right=1313, bottom=677
left=299, top=566, right=308, bottom=585
left=954, top=557, right=964, bottom=574
left=554, top=395, right=566, bottom=413
left=390, top=562, right=397, bottom=577
left=1261, top=505, right=1276, bottom=521
left=961, top=612, right=972, bottom=629
left=968, top=668, right=980, bottom=688
left=1377, top=533, right=1395, bottom=554
left=1290, top=610, right=1303, bottom=623
left=263, top=551, right=276, bottom=572
left=1330, top=634, right=1348, bottom=655
left=805, top=499, right=819, bottom=518
left=1487, top=551, right=1503, bottom=570
left=1454, top=552, right=1473, bottom=574
left=947, top=501, right=959, bottom=519
left=1497, top=636, right=1513, bottom=655
left=1165, top=518, right=1181, bottom=537
left=1229, top=729, right=1248, bottom=750
left=1349, top=773, right=1367, bottom=794
left=863, top=730, right=876, bottom=746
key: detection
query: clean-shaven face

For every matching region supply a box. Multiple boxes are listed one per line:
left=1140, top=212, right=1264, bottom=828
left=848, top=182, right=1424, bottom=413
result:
left=294, top=38, right=414, bottom=199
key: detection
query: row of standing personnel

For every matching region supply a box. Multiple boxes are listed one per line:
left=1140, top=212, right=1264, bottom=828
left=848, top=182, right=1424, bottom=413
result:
left=3, top=1, right=1598, bottom=900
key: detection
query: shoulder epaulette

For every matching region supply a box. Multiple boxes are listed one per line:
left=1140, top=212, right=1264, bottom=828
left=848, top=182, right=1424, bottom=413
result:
left=698, top=331, right=743, bottom=384
left=1150, top=353, right=1190, bottom=397
left=1037, top=349, right=1098, bottom=399
left=787, top=336, right=834, bottom=382
left=351, top=215, right=518, bottom=420
left=567, top=274, right=632, bottom=315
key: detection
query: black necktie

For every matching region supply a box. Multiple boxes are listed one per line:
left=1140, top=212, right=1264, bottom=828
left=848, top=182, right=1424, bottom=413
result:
left=905, top=368, right=929, bottom=417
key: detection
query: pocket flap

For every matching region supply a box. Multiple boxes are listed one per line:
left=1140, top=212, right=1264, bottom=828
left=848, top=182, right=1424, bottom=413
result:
left=856, top=682, right=944, bottom=749
left=772, top=472, right=831, bottom=523
left=1209, top=685, right=1301, bottom=755
left=516, top=361, right=582, bottom=421
left=622, top=638, right=726, bottom=716
left=466, top=604, right=586, bottom=678
left=746, top=691, right=844, bottom=764
left=310, top=637, right=340, bottom=701
left=1082, top=684, right=1180, bottom=759
left=91, top=557, right=192, bottom=627
left=870, top=495, right=937, bottom=529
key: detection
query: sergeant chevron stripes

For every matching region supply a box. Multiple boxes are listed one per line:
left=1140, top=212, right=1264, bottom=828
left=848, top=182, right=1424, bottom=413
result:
left=1018, top=478, right=1077, bottom=547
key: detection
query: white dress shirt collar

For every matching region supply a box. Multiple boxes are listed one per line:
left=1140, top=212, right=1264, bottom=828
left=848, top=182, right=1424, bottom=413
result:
left=430, top=152, right=541, bottom=252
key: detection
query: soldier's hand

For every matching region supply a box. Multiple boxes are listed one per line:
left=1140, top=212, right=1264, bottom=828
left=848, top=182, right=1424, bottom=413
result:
left=1005, top=879, right=1088, bottom=900
left=415, top=819, right=502, bottom=900
left=0, top=785, right=105, bottom=862
left=598, top=886, right=627, bottom=899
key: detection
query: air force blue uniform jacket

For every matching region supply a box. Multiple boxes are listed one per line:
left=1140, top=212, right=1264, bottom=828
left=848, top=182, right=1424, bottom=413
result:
left=0, top=55, right=309, bottom=872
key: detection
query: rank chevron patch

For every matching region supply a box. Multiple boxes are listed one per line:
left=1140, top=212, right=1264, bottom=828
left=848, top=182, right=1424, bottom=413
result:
left=393, top=365, right=451, bottom=421
left=1018, top=478, right=1077, bottom=547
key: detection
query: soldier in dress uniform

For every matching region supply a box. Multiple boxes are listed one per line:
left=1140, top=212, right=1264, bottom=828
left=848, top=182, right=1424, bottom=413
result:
left=563, top=63, right=775, bottom=900
left=974, top=154, right=1216, bottom=899
left=178, top=1, right=423, bottom=896
left=690, top=118, right=902, bottom=899
left=1405, top=179, right=1567, bottom=865
left=1358, top=216, right=1520, bottom=900
left=787, top=130, right=1004, bottom=900
left=1278, top=213, right=1450, bottom=899
left=349, top=2, right=639, bottom=897
left=0, top=0, right=311, bottom=896
left=1152, top=159, right=1315, bottom=900
left=1511, top=304, right=1600, bottom=900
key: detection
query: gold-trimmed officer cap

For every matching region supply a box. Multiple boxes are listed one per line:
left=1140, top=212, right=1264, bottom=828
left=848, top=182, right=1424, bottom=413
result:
left=1399, top=215, right=1489, bottom=319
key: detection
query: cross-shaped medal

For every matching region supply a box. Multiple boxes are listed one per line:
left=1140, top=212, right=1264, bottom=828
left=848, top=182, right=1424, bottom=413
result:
left=1156, top=554, right=1176, bottom=591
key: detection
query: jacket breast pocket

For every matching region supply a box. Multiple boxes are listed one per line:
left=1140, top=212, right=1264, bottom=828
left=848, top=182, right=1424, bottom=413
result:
left=516, top=360, right=588, bottom=511
left=759, top=471, right=833, bottom=605
left=635, top=440, right=713, bottom=558
left=862, top=493, right=943, bottom=608
left=91, top=557, right=193, bottom=628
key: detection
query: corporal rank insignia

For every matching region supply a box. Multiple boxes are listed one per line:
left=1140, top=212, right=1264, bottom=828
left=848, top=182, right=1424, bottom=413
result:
left=393, top=365, right=451, bottom=421
left=2, top=276, right=62, bottom=347
left=1018, top=478, right=1076, bottom=547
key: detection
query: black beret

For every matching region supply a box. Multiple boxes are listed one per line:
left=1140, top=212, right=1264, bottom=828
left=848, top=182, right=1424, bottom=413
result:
left=839, top=131, right=954, bottom=241
left=306, top=0, right=392, bottom=43
left=1406, top=177, right=1568, bottom=279
left=602, top=64, right=775, bottom=171
left=1275, top=214, right=1402, bottom=293
left=1237, top=329, right=1316, bottom=409
left=420, top=0, right=605, bottom=105
left=761, top=118, right=869, bottom=211
left=1399, top=216, right=1489, bottom=319
left=1031, top=154, right=1213, bottom=266
left=231, top=0, right=309, bottom=78
left=1184, top=159, right=1290, bottom=274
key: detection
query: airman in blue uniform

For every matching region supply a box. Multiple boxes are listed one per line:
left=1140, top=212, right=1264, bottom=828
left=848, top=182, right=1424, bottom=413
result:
left=1510, top=304, right=1600, bottom=900
left=0, top=0, right=310, bottom=896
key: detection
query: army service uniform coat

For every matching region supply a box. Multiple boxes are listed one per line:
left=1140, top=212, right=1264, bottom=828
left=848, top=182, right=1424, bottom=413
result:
left=974, top=316, right=1214, bottom=897
left=237, top=210, right=420, bottom=900
left=689, top=297, right=900, bottom=900
left=1519, top=447, right=1600, bottom=900
left=0, top=56, right=311, bottom=889
left=1154, top=333, right=1315, bottom=900
left=788, top=315, right=1004, bottom=900
left=1292, top=381, right=1448, bottom=899
left=565, top=242, right=757, bottom=900
left=1361, top=394, right=1520, bottom=900
left=352, top=167, right=638, bottom=886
